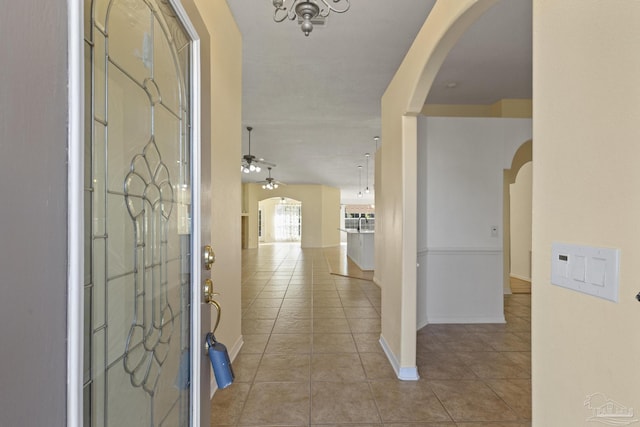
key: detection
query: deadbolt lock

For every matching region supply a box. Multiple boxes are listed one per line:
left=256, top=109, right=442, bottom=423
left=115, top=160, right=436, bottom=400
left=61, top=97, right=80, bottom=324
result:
left=203, top=245, right=216, bottom=270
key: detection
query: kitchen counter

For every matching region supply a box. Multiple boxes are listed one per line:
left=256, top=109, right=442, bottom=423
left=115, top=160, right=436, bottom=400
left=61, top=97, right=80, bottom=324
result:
left=340, top=229, right=375, bottom=271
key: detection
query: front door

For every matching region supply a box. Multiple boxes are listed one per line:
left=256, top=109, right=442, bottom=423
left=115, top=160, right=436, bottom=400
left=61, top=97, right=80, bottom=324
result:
left=83, top=0, right=208, bottom=425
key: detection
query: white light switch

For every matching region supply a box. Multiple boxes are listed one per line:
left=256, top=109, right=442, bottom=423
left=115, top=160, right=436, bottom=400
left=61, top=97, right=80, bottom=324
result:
left=551, top=242, right=619, bottom=302
left=571, top=255, right=586, bottom=282
left=588, top=257, right=606, bottom=287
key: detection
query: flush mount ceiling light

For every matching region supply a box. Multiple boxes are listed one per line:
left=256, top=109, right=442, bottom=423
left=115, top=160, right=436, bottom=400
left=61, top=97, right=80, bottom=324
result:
left=272, top=0, right=350, bottom=36
left=241, top=126, right=275, bottom=174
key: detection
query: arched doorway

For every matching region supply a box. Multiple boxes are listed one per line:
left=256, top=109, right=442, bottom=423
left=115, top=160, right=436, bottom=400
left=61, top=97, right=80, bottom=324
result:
left=258, top=197, right=302, bottom=244
left=503, top=140, right=533, bottom=294
left=379, top=0, right=508, bottom=379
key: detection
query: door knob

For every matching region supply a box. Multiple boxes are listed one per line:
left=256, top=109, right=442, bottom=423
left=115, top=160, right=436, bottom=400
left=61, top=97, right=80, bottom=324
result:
left=203, top=245, right=216, bottom=270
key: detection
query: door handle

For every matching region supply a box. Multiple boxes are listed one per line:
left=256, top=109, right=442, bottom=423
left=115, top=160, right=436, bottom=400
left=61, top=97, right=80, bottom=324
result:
left=203, top=245, right=216, bottom=270
left=203, top=278, right=221, bottom=333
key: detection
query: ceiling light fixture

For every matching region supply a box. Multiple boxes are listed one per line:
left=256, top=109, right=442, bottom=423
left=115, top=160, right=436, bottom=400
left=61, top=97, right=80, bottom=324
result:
left=364, top=153, right=370, bottom=194
left=261, top=167, right=281, bottom=190
left=241, top=126, right=260, bottom=174
left=272, top=0, right=350, bottom=37
left=241, top=126, right=275, bottom=174
left=357, top=165, right=363, bottom=198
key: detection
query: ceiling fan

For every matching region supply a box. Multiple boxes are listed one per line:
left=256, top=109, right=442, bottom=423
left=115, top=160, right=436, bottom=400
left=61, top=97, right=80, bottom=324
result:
left=241, top=126, right=275, bottom=173
left=259, top=167, right=285, bottom=190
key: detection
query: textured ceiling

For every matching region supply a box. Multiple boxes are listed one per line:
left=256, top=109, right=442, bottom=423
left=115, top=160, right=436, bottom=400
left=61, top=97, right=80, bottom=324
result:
left=226, top=0, right=532, bottom=205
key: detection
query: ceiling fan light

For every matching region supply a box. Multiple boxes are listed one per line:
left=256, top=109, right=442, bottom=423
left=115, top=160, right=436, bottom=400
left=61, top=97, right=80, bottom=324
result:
left=255, top=166, right=261, bottom=172
left=249, top=164, right=256, bottom=172
left=243, top=167, right=250, bottom=174
left=274, top=183, right=279, bottom=189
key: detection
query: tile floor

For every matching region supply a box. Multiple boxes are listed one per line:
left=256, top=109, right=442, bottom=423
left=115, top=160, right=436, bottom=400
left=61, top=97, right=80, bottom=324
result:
left=211, top=243, right=531, bottom=426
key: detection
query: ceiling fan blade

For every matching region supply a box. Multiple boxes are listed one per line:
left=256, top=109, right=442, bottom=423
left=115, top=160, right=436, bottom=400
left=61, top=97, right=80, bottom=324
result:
left=256, top=158, right=277, bottom=168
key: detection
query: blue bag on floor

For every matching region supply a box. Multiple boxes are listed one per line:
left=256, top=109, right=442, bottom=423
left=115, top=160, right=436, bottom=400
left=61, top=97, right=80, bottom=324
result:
left=206, top=332, right=234, bottom=389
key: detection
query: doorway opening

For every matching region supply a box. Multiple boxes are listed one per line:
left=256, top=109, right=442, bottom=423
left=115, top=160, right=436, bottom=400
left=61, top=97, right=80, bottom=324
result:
left=503, top=140, right=533, bottom=294
left=258, top=197, right=302, bottom=244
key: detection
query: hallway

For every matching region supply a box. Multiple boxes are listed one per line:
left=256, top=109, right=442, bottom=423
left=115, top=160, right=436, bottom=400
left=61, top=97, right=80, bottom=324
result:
left=211, top=243, right=531, bottom=426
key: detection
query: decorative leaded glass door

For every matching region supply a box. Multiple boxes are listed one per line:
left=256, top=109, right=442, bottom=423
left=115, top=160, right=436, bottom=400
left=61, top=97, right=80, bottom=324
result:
left=83, top=0, right=203, bottom=425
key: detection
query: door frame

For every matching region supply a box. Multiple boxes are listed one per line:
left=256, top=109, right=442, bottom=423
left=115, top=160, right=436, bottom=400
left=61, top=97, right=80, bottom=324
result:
left=66, top=0, right=203, bottom=425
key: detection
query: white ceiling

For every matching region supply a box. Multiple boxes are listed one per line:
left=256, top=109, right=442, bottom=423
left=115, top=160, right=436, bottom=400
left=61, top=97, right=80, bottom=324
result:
left=226, top=0, right=532, bottom=205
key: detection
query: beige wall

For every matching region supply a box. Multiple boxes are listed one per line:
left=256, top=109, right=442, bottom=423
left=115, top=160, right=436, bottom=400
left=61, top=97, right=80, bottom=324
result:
left=243, top=183, right=341, bottom=249
left=379, top=0, right=498, bottom=378
left=191, top=0, right=243, bottom=356
left=532, top=1, right=640, bottom=424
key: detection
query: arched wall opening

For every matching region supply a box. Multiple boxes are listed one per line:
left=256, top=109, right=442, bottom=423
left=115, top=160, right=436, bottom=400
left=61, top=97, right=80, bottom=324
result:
left=258, top=197, right=302, bottom=244
left=242, top=183, right=341, bottom=249
left=503, top=140, right=533, bottom=294
left=378, top=0, right=503, bottom=379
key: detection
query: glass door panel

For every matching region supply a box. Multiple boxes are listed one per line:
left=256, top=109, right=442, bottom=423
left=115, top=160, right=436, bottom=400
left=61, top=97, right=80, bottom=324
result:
left=84, top=0, right=193, bottom=425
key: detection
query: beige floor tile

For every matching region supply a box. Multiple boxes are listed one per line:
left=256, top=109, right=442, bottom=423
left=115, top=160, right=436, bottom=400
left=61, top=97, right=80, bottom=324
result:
left=416, top=352, right=478, bottom=380
left=348, top=317, right=381, bottom=333
left=341, top=297, right=373, bottom=308
left=476, top=332, right=531, bottom=352
left=242, top=306, right=280, bottom=320
left=369, top=380, right=451, bottom=423
left=458, top=351, right=531, bottom=379
left=313, top=307, right=346, bottom=319
left=353, top=333, right=383, bottom=353
left=254, top=353, right=310, bottom=382
left=502, top=351, right=531, bottom=369
left=230, top=353, right=261, bottom=383
left=313, top=317, right=351, bottom=333
left=238, top=382, right=310, bottom=425
left=281, top=298, right=312, bottom=308
left=240, top=334, right=269, bottom=354
left=486, top=379, right=532, bottom=420
left=343, top=306, right=380, bottom=318
left=258, top=290, right=286, bottom=299
left=249, top=298, right=283, bottom=308
left=311, top=353, right=366, bottom=381
left=455, top=423, right=530, bottom=427
left=311, top=382, right=381, bottom=424
left=360, top=352, right=397, bottom=380
left=383, top=423, right=455, bottom=427
left=429, top=380, right=519, bottom=422
left=265, top=333, right=312, bottom=354
left=313, top=297, right=343, bottom=308
left=313, top=333, right=357, bottom=353
left=285, top=288, right=313, bottom=298
left=272, top=317, right=312, bottom=334
left=230, top=246, right=531, bottom=427
left=241, top=318, right=275, bottom=334
left=278, top=306, right=313, bottom=319
left=313, top=289, right=340, bottom=298
left=210, top=382, right=251, bottom=426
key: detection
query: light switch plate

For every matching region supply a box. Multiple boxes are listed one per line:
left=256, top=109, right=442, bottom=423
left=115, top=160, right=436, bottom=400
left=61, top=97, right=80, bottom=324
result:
left=551, top=242, right=620, bottom=302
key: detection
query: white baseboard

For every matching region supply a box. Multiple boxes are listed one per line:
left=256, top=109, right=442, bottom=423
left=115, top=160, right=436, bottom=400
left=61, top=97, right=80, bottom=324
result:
left=210, top=335, right=244, bottom=399
left=379, top=335, right=420, bottom=381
